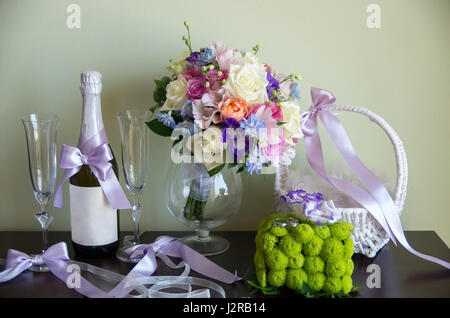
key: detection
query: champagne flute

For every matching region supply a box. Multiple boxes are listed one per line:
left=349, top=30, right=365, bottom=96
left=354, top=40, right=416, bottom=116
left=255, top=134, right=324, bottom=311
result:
left=115, top=109, right=150, bottom=263
left=21, top=113, right=59, bottom=272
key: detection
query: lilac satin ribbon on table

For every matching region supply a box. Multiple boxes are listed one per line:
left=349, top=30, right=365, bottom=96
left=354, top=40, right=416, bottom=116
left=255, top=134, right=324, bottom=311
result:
left=0, top=237, right=240, bottom=298
left=54, top=129, right=131, bottom=210
left=301, top=87, right=450, bottom=269
left=0, top=242, right=112, bottom=297
left=125, top=236, right=241, bottom=285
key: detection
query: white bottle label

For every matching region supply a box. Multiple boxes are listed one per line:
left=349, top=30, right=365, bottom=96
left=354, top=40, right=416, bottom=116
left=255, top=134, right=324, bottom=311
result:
left=69, top=184, right=118, bottom=246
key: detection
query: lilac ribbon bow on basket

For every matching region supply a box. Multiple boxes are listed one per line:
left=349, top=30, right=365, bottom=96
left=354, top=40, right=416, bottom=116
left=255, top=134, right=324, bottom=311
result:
left=0, top=237, right=240, bottom=298
left=300, top=87, right=449, bottom=269
left=54, top=129, right=131, bottom=210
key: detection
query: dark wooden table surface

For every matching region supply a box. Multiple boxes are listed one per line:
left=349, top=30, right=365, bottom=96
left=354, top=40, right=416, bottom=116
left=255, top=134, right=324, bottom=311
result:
left=0, top=231, right=449, bottom=298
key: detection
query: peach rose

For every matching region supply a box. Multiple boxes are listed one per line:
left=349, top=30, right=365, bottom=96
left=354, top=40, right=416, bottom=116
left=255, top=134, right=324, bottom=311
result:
left=219, top=97, right=248, bottom=122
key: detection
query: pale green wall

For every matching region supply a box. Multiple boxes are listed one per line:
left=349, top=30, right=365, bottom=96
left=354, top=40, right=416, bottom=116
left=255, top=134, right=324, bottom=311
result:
left=0, top=0, right=449, bottom=245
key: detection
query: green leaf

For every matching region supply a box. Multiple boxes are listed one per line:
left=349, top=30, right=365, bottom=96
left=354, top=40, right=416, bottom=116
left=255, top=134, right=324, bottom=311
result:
left=247, top=280, right=283, bottom=296
left=153, top=86, right=167, bottom=104
left=236, top=165, right=245, bottom=174
left=226, top=162, right=239, bottom=169
left=155, top=76, right=171, bottom=89
left=276, top=121, right=286, bottom=126
left=149, top=104, right=162, bottom=113
left=207, top=163, right=225, bottom=177
left=146, top=118, right=173, bottom=137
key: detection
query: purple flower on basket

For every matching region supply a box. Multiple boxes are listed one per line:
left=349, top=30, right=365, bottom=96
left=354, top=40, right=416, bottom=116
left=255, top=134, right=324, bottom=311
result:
left=187, top=78, right=208, bottom=100
left=281, top=189, right=340, bottom=226
left=197, top=48, right=214, bottom=66
left=181, top=100, right=193, bottom=119
left=240, top=114, right=266, bottom=138
left=245, top=147, right=267, bottom=175
left=281, top=189, right=324, bottom=205
left=266, top=71, right=280, bottom=100
left=156, top=112, right=176, bottom=129
left=186, top=51, right=201, bottom=64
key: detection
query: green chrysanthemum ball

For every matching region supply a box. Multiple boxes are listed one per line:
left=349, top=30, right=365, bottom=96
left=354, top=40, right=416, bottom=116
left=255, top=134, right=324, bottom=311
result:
left=254, top=213, right=356, bottom=296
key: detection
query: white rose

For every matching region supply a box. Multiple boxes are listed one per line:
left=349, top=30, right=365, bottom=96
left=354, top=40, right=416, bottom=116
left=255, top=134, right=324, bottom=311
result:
left=223, top=52, right=268, bottom=104
left=280, top=101, right=303, bottom=146
left=186, top=126, right=225, bottom=171
left=160, top=76, right=188, bottom=111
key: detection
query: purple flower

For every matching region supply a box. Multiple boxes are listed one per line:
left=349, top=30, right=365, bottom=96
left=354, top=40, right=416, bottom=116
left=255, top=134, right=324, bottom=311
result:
left=187, top=78, right=208, bottom=100
left=156, top=112, right=175, bottom=129
left=266, top=71, right=280, bottom=100
left=222, top=118, right=240, bottom=142
left=223, top=121, right=251, bottom=162
left=186, top=51, right=201, bottom=64
left=281, top=190, right=324, bottom=205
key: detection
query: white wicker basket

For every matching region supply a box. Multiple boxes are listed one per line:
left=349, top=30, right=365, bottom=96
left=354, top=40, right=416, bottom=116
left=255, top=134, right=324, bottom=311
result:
left=275, top=104, right=408, bottom=258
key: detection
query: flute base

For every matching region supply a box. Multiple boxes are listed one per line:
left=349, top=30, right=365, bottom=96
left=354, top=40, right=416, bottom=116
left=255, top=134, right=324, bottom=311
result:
left=179, top=232, right=230, bottom=256
left=28, top=254, right=50, bottom=272
left=116, top=235, right=141, bottom=263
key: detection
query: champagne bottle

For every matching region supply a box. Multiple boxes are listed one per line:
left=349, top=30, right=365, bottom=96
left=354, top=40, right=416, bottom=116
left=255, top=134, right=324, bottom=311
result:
left=69, top=71, right=120, bottom=258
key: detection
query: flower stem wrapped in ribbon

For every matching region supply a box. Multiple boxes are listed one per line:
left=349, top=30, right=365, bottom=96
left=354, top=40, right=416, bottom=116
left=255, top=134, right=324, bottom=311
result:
left=300, top=87, right=449, bottom=269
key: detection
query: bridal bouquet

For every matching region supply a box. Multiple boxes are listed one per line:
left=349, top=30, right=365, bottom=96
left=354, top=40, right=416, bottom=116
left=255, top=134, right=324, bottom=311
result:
left=147, top=22, right=303, bottom=220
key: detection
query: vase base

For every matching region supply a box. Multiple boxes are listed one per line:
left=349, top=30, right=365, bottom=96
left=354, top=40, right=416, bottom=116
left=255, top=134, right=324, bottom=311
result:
left=179, top=234, right=230, bottom=256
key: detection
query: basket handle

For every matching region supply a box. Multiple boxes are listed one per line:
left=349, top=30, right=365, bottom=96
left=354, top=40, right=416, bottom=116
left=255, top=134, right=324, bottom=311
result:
left=276, top=104, right=408, bottom=214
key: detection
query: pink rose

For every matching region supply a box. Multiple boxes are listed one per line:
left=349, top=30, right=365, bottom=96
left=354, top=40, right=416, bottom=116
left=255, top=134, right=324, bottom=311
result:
left=187, top=78, right=208, bottom=100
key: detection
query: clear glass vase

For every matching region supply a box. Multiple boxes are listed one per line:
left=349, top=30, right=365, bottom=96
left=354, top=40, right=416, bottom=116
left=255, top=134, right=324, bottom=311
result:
left=164, top=162, right=242, bottom=256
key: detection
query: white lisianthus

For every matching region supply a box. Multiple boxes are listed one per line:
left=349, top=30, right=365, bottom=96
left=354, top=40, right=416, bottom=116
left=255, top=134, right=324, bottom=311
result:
left=223, top=52, right=268, bottom=104
left=280, top=101, right=303, bottom=146
left=186, top=126, right=225, bottom=171
left=166, top=51, right=190, bottom=75
left=160, top=76, right=188, bottom=111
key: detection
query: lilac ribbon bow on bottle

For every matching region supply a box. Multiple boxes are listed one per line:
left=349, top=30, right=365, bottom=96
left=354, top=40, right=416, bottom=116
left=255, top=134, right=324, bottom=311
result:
left=301, top=87, right=449, bottom=269
left=54, top=129, right=131, bottom=210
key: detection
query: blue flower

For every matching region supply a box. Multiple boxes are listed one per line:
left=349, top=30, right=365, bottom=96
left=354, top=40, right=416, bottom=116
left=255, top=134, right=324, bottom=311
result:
left=181, top=100, right=193, bottom=119
left=156, top=112, right=176, bottom=129
left=197, top=48, right=214, bottom=66
left=245, top=147, right=267, bottom=175
left=240, top=114, right=266, bottom=137
left=290, top=82, right=301, bottom=100
left=174, top=121, right=196, bottom=135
